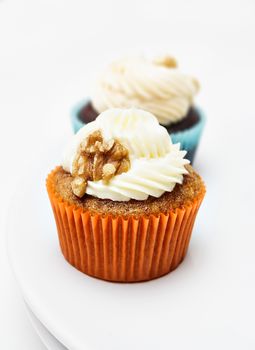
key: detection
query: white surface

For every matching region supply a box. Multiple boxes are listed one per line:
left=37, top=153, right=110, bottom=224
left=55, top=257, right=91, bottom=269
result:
left=26, top=304, right=67, bottom=350
left=1, top=0, right=255, bottom=349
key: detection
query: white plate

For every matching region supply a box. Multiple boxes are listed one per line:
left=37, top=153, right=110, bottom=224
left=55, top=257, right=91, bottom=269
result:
left=26, top=303, right=67, bottom=350
left=7, top=145, right=255, bottom=350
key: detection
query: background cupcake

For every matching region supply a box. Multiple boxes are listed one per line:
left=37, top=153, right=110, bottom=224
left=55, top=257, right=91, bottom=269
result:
left=49, top=108, right=205, bottom=282
left=71, top=55, right=205, bottom=163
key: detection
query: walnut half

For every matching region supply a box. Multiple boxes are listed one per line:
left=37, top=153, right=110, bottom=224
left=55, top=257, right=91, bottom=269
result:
left=153, top=55, right=177, bottom=68
left=71, top=130, right=130, bottom=198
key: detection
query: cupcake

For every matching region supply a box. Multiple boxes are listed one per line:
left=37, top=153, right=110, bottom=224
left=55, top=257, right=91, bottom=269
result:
left=49, top=108, right=205, bottom=282
left=71, top=55, right=205, bottom=163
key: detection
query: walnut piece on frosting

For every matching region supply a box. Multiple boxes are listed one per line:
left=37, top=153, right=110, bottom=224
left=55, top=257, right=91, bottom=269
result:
left=71, top=130, right=130, bottom=198
left=153, top=55, right=177, bottom=68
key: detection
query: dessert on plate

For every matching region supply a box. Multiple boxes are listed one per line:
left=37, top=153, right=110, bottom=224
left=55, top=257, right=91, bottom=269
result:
left=71, top=55, right=205, bottom=163
left=49, top=108, right=206, bottom=282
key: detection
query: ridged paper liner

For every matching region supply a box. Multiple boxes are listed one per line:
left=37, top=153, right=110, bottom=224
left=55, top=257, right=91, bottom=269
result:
left=170, top=107, right=206, bottom=151
left=71, top=99, right=89, bottom=134
left=46, top=168, right=205, bottom=282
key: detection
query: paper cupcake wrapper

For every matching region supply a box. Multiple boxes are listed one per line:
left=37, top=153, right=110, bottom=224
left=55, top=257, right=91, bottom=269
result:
left=71, top=99, right=89, bottom=134
left=46, top=169, right=205, bottom=282
left=170, top=107, right=206, bottom=156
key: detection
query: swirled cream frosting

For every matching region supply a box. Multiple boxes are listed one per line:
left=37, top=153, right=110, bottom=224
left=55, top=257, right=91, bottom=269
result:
left=91, top=55, right=199, bottom=126
left=62, top=108, right=189, bottom=201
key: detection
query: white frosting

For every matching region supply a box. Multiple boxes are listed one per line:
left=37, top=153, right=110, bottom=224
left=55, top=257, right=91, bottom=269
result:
left=62, top=108, right=189, bottom=201
left=91, top=56, right=199, bottom=126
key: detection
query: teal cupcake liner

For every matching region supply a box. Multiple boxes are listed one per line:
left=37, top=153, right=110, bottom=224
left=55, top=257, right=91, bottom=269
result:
left=170, top=108, right=206, bottom=150
left=70, top=100, right=206, bottom=163
left=71, top=99, right=89, bottom=134
left=170, top=107, right=206, bottom=163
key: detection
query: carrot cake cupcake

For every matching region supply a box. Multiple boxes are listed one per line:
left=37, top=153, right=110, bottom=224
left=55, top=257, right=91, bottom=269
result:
left=49, top=108, right=206, bottom=282
left=71, top=55, right=205, bottom=163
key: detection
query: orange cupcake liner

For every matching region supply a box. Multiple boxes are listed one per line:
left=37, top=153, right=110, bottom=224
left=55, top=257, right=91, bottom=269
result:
left=46, top=168, right=205, bottom=282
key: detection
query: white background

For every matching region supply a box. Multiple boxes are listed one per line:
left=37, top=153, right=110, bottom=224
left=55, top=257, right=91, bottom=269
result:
left=1, top=0, right=255, bottom=349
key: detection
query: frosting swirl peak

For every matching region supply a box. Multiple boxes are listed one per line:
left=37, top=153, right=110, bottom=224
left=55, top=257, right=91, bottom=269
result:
left=62, top=108, right=189, bottom=201
left=91, top=55, right=199, bottom=126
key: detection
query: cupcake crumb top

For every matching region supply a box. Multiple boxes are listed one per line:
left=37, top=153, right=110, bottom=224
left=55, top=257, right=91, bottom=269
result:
left=51, top=165, right=205, bottom=216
